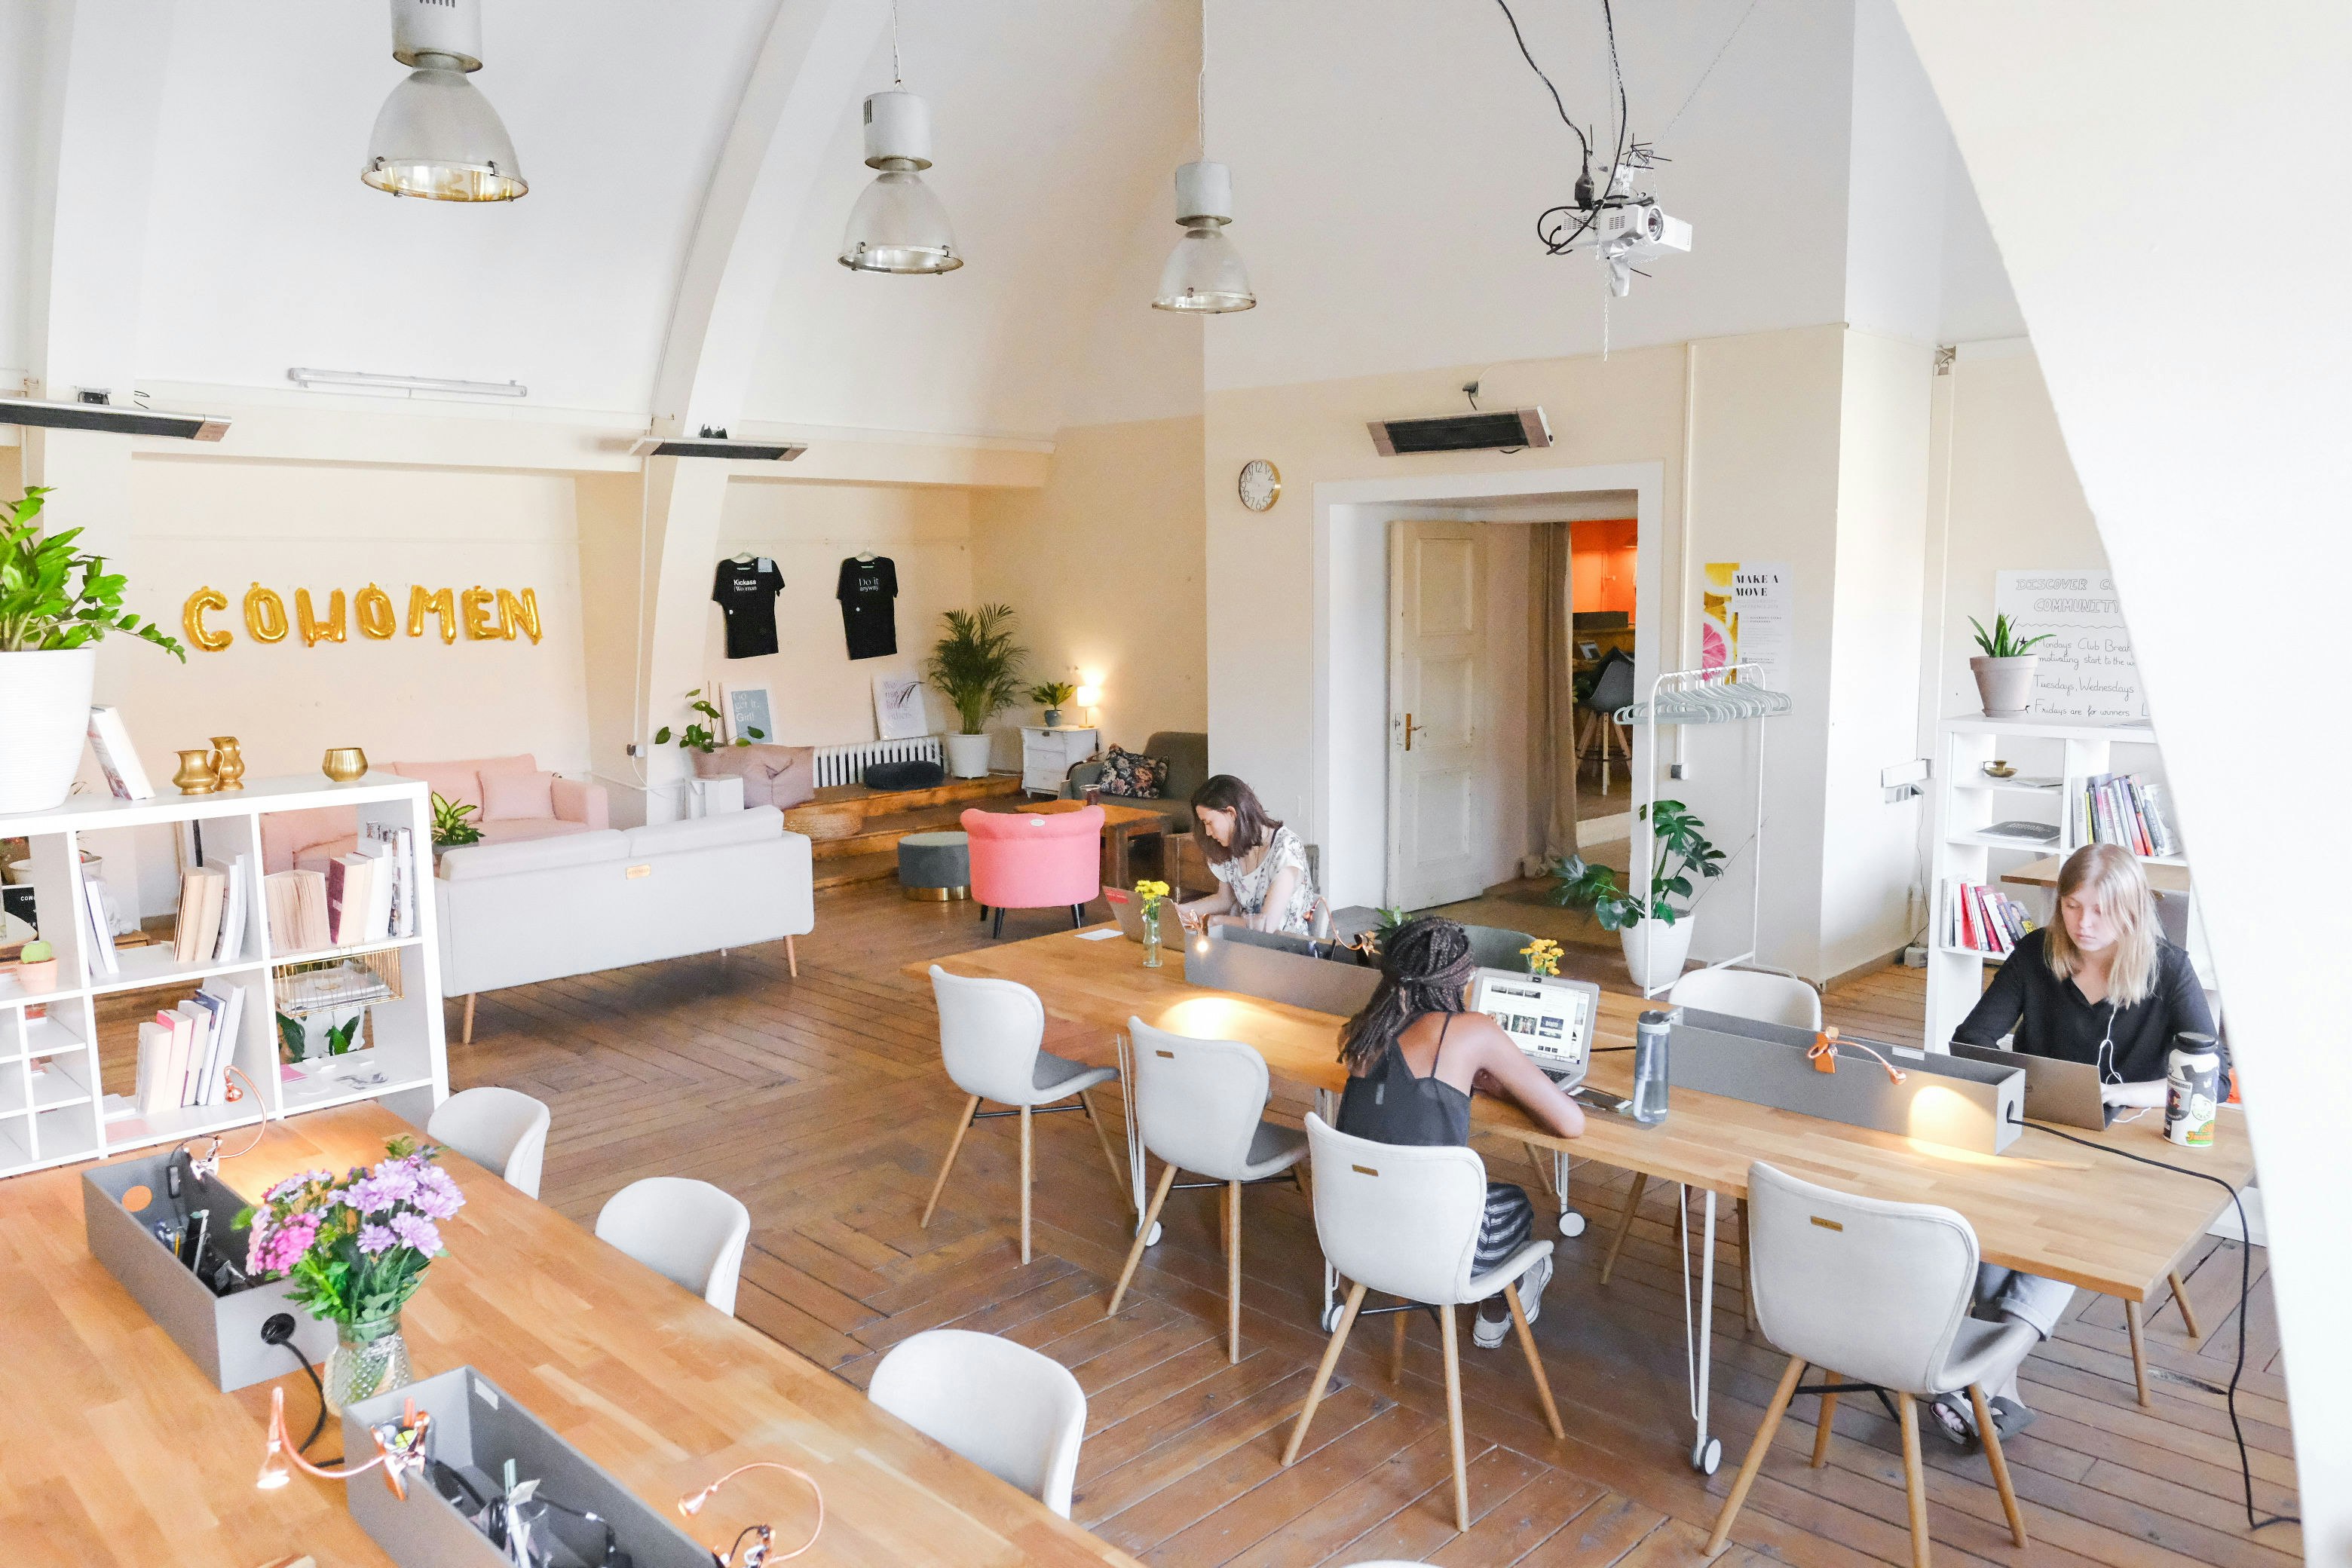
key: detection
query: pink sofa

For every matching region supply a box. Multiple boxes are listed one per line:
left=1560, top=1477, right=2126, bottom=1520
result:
left=262, top=755, right=609, bottom=873
left=964, top=805, right=1103, bottom=940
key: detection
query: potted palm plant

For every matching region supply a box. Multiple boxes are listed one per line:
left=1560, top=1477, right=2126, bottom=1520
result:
left=927, top=605, right=1027, bottom=778
left=1550, top=800, right=1725, bottom=990
left=0, top=487, right=186, bottom=813
left=1968, top=613, right=2050, bottom=718
left=1029, top=679, right=1078, bottom=727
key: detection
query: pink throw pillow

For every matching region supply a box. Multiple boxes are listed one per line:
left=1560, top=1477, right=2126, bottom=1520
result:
left=482, top=768, right=557, bottom=822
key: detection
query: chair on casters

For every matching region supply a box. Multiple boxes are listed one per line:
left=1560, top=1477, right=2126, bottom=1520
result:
left=426, top=1086, right=552, bottom=1200
left=1105, top=1019, right=1308, bottom=1363
left=1282, top=1114, right=1564, bottom=1533
left=868, top=1328, right=1087, bottom=1518
left=923, top=966, right=1131, bottom=1263
left=1600, top=969, right=1824, bottom=1329
left=594, top=1177, right=752, bottom=1316
left=1704, top=1161, right=2035, bottom=1563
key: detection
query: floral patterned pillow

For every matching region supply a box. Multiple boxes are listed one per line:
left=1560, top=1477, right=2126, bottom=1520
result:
left=1096, top=745, right=1168, bottom=798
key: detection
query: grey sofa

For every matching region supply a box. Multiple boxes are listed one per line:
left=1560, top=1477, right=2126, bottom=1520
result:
left=1061, top=730, right=1208, bottom=831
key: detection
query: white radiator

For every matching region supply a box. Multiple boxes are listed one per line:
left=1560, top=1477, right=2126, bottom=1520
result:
left=812, top=735, right=942, bottom=789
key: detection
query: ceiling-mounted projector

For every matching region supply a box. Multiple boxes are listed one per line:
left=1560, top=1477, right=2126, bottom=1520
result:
left=1368, top=407, right=1551, bottom=456
left=630, top=430, right=805, bottom=461
left=0, top=394, right=229, bottom=441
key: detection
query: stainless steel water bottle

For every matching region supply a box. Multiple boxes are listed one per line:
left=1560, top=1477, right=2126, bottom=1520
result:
left=1633, top=1009, right=1674, bottom=1125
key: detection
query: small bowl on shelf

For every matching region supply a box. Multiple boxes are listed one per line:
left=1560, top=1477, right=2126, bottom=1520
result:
left=1980, top=761, right=2017, bottom=779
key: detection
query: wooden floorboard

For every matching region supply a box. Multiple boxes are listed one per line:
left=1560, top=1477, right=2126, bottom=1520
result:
left=444, top=879, right=2300, bottom=1565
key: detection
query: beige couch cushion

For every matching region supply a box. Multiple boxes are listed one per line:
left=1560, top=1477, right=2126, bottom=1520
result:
left=623, top=806, right=785, bottom=858
left=483, top=767, right=557, bottom=821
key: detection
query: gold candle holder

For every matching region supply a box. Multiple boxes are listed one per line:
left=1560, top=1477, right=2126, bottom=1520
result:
left=210, top=736, right=247, bottom=790
left=173, top=749, right=219, bottom=795
left=320, top=747, right=369, bottom=783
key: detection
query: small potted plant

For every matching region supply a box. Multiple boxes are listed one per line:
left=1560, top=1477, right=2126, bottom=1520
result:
left=430, top=792, right=482, bottom=858
left=14, top=938, right=58, bottom=993
left=1967, top=613, right=2051, bottom=718
left=1550, top=800, right=1725, bottom=990
left=927, top=605, right=1027, bottom=778
left=1029, top=680, right=1078, bottom=728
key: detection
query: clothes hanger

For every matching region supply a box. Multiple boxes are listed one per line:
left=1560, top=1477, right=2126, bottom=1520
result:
left=730, top=551, right=756, bottom=563
left=854, top=550, right=877, bottom=562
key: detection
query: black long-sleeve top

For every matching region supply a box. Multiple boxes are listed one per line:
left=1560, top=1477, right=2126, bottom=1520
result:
left=1952, top=928, right=2219, bottom=1083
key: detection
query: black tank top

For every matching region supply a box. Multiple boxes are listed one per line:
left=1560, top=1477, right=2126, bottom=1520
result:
left=1337, top=1013, right=1472, bottom=1147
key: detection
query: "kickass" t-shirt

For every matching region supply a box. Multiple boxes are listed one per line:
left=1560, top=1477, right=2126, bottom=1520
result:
left=712, top=557, right=785, bottom=659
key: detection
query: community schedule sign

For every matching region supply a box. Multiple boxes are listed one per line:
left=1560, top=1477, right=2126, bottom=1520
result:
left=1992, top=568, right=2146, bottom=722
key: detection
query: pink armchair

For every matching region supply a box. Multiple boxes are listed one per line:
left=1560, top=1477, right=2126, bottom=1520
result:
left=964, top=805, right=1103, bottom=939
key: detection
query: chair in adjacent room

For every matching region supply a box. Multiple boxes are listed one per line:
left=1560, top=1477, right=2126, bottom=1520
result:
left=1105, top=1019, right=1309, bottom=1363
left=963, top=804, right=1104, bottom=938
left=867, top=1329, right=1087, bottom=1518
left=1281, top=1114, right=1564, bottom=1533
left=923, top=966, right=1130, bottom=1263
left=426, top=1086, right=552, bottom=1200
left=593, top=1176, right=752, bottom=1316
left=1577, top=649, right=1638, bottom=795
left=1705, top=1160, right=2033, bottom=1564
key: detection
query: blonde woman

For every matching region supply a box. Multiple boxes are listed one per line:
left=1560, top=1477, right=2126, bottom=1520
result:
left=1939, top=841, right=2220, bottom=1447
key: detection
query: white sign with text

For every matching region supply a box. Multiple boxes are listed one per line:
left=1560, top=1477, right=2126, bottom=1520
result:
left=1992, top=568, right=2145, bottom=722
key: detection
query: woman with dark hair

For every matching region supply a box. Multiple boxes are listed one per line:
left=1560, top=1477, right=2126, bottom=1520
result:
left=1177, top=774, right=1318, bottom=936
left=1338, top=915, right=1586, bottom=1349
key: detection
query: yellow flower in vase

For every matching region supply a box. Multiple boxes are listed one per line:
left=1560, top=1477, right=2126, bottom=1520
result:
left=1520, top=937, right=1563, bottom=978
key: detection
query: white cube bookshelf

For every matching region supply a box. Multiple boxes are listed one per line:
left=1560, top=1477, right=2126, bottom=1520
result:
left=1925, top=715, right=2199, bottom=1051
left=0, top=774, right=448, bottom=1181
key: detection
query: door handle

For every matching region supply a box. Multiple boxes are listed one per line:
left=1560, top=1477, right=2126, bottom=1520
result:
left=1403, top=712, right=1419, bottom=751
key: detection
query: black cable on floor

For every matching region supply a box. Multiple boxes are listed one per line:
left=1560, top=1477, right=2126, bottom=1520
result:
left=277, top=1338, right=341, bottom=1466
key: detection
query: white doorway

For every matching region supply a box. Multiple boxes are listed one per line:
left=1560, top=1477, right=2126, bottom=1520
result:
left=1386, top=519, right=1490, bottom=908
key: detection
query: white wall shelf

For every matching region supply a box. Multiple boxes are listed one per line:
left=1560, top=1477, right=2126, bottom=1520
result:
left=0, top=773, right=447, bottom=1182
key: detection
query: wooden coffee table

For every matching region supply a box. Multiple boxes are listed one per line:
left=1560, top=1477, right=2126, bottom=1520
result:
left=1023, top=797, right=1175, bottom=887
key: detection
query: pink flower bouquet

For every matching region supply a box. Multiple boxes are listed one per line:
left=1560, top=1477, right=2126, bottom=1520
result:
left=237, top=1135, right=465, bottom=1327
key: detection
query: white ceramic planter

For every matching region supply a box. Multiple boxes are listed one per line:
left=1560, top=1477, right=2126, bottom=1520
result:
left=0, top=648, right=98, bottom=814
left=1619, top=913, right=1695, bottom=992
left=942, top=731, right=993, bottom=779
left=1970, top=654, right=2038, bottom=718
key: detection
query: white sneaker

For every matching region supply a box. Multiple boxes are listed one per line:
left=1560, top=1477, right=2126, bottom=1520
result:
left=1472, top=1254, right=1552, bottom=1349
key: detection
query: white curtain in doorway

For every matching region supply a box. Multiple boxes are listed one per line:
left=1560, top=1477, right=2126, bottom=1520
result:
left=1529, top=522, right=1578, bottom=870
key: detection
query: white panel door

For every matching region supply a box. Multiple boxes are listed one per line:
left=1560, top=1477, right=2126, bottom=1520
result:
left=1387, top=520, right=1488, bottom=909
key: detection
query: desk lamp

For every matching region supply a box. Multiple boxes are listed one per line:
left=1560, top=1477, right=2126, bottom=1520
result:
left=177, top=1065, right=267, bottom=1182
left=256, top=1386, right=430, bottom=1497
left=678, top=1460, right=825, bottom=1565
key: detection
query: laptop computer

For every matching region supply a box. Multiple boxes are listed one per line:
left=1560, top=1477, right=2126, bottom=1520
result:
left=1104, top=887, right=1178, bottom=945
left=1468, top=969, right=1600, bottom=1089
left=1948, top=1040, right=2114, bottom=1129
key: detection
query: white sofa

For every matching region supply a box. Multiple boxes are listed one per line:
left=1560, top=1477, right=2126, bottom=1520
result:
left=435, top=806, right=812, bottom=1043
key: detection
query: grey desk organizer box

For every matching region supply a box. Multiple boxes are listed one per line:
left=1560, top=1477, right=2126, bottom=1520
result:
left=1184, top=925, right=1381, bottom=1016
left=344, top=1367, right=710, bottom=1568
left=82, top=1148, right=337, bottom=1392
left=1671, top=1006, right=2027, bottom=1155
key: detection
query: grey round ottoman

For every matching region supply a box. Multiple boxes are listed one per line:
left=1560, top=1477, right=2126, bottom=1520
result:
left=897, top=830, right=970, bottom=902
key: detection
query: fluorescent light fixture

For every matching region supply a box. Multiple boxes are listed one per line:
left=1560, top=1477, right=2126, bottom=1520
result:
left=0, top=397, right=229, bottom=442
left=362, top=0, right=527, bottom=202
left=840, top=90, right=961, bottom=274
left=629, top=436, right=806, bottom=461
left=286, top=367, right=526, bottom=399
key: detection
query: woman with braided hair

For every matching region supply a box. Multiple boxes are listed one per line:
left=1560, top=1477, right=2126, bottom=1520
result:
left=1337, top=915, right=1586, bottom=1349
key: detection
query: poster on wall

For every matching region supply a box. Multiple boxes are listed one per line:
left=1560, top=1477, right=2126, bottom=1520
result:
left=1699, top=562, right=1793, bottom=685
left=1992, top=569, right=2145, bottom=722
left=874, top=675, right=928, bottom=740
left=721, top=683, right=775, bottom=744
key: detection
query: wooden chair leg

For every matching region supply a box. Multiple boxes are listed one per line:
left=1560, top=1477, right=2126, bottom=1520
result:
left=1440, top=1304, right=1470, bottom=1532
left=1390, top=1306, right=1410, bottom=1382
left=2167, top=1269, right=2204, bottom=1342
left=1735, top=1198, right=1751, bottom=1333
left=1599, top=1171, right=1647, bottom=1285
left=1969, top=1383, right=2029, bottom=1548
left=1523, top=1141, right=1557, bottom=1203
left=1077, top=1089, right=1131, bottom=1214
left=2125, top=1297, right=2151, bottom=1407
left=1226, top=1178, right=1243, bottom=1364
left=1282, top=1280, right=1366, bottom=1465
left=1107, top=1163, right=1178, bottom=1316
left=1215, top=1184, right=1229, bottom=1257
left=1505, top=1281, right=1564, bottom=1439
left=1018, top=1104, right=1034, bottom=1265
left=1705, top=1354, right=1806, bottom=1556
left=920, top=1095, right=981, bottom=1227
left=461, top=993, right=476, bottom=1046
left=784, top=934, right=798, bottom=978
left=1810, top=1370, right=1839, bottom=1468
left=1897, top=1393, right=1931, bottom=1568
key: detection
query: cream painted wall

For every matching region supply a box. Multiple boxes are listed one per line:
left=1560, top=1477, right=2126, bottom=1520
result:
left=969, top=415, right=1207, bottom=752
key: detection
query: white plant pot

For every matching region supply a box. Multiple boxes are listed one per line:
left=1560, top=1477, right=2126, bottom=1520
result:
left=1619, top=914, right=1695, bottom=992
left=943, top=731, right=993, bottom=779
left=0, top=648, right=98, bottom=815
left=1969, top=654, right=2038, bottom=718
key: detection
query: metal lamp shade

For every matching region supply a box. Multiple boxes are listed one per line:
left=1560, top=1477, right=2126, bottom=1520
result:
left=838, top=168, right=962, bottom=273
left=1153, top=222, right=1255, bottom=313
left=362, top=67, right=527, bottom=201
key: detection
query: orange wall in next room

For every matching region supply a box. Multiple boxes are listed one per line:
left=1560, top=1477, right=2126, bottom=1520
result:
left=1571, top=516, right=1638, bottom=614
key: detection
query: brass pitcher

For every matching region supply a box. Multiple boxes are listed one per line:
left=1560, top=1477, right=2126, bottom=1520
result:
left=173, top=749, right=219, bottom=795
left=321, top=746, right=369, bottom=783
left=209, top=736, right=247, bottom=790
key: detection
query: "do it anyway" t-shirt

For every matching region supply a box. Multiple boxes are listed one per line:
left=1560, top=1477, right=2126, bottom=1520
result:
left=837, top=555, right=898, bottom=660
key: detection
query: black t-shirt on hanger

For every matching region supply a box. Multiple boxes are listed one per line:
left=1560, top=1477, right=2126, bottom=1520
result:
left=837, top=554, right=898, bottom=660
left=712, top=556, right=785, bottom=659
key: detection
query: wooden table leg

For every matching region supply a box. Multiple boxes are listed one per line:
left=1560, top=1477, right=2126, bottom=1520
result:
left=2167, top=1269, right=2204, bottom=1342
left=2125, top=1297, right=2151, bottom=1407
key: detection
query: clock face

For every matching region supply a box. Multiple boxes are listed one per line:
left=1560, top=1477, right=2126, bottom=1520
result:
left=1238, top=459, right=1281, bottom=512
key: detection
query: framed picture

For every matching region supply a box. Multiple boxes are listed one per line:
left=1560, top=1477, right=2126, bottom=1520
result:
left=874, top=675, right=928, bottom=740
left=1576, top=641, right=1600, bottom=660
left=720, top=683, right=775, bottom=744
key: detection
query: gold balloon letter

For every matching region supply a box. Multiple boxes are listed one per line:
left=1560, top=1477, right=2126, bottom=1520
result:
left=296, top=588, right=348, bottom=647
left=461, top=585, right=503, bottom=641
left=355, top=583, right=397, bottom=640
left=243, top=583, right=289, bottom=644
left=495, top=587, right=542, bottom=645
left=408, top=585, right=456, bottom=645
left=182, top=586, right=231, bottom=652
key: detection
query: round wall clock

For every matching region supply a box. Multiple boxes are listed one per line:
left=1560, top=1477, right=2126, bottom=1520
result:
left=1238, top=459, right=1281, bottom=512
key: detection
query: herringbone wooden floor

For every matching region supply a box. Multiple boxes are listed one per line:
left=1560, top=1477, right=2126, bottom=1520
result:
left=446, top=884, right=2300, bottom=1567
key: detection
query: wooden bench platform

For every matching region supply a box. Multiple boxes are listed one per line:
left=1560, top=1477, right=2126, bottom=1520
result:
left=794, top=772, right=1031, bottom=888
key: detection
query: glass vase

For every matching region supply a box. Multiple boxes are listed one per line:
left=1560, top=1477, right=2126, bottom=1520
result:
left=322, top=1314, right=412, bottom=1413
left=1141, top=912, right=1162, bottom=969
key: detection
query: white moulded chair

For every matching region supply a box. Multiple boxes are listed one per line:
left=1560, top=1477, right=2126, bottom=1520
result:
left=1105, top=1018, right=1309, bottom=1363
left=1705, top=1161, right=2035, bottom=1564
left=594, top=1176, right=752, bottom=1316
left=1282, top=1113, right=1564, bottom=1533
left=923, top=966, right=1130, bottom=1263
left=427, top=1086, right=552, bottom=1199
left=868, top=1328, right=1087, bottom=1518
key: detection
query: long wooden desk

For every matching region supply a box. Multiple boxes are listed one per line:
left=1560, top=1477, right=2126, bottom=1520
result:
left=923, top=929, right=2256, bottom=1460
left=0, top=1103, right=1139, bottom=1568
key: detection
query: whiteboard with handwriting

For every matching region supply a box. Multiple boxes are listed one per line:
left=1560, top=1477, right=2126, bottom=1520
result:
left=1992, top=569, right=2145, bottom=722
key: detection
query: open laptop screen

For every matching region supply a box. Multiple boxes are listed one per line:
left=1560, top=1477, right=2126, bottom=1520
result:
left=1468, top=969, right=1600, bottom=1085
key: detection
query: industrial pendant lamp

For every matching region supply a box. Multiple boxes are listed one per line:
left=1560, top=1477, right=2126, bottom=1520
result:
left=1153, top=23, right=1254, bottom=312
left=839, top=2, right=961, bottom=274
left=362, top=0, right=528, bottom=201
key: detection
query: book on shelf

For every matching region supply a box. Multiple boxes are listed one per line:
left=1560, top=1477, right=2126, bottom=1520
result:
left=84, top=705, right=155, bottom=801
left=1979, top=819, right=2060, bottom=844
left=2074, top=772, right=2181, bottom=859
left=263, top=868, right=331, bottom=954
left=326, top=853, right=387, bottom=947
left=132, top=979, right=247, bottom=1111
left=172, top=865, right=228, bottom=964
left=358, top=823, right=417, bottom=939
left=1947, top=880, right=2033, bottom=956
left=79, top=859, right=119, bottom=976
left=212, top=854, right=249, bottom=964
